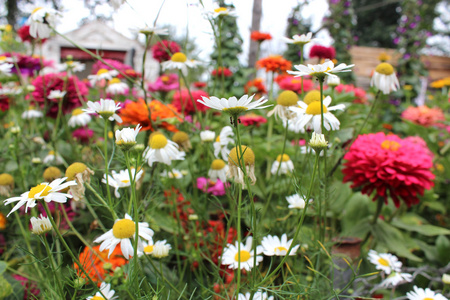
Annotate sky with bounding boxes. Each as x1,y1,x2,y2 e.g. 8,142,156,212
18,0,331,63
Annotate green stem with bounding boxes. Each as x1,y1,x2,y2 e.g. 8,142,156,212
85,182,117,219
103,119,113,208
41,235,65,297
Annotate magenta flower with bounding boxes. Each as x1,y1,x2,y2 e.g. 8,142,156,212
197,177,228,196
148,73,179,92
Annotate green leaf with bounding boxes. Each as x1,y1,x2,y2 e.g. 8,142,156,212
391,219,450,236
436,235,450,265
0,262,6,275
0,275,12,299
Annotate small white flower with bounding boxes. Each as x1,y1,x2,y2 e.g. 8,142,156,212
21,107,43,119
200,130,216,142
0,63,13,76
379,272,413,288
138,27,169,36
371,62,400,95
261,234,299,256
288,59,354,79
161,52,195,76
28,7,60,39
271,154,294,175
198,94,271,116
221,236,263,271
47,90,66,99
83,99,122,123
68,108,91,127
367,249,402,275
237,291,274,300
3,177,76,217
43,151,65,165
94,213,154,259
406,286,448,300
57,60,85,73
208,159,229,182
102,168,144,198
286,194,310,209
115,124,141,148
86,282,118,300
152,240,172,258
88,68,119,86
326,75,341,87
443,274,450,284
283,32,315,45
106,78,128,95
30,214,52,235
138,238,154,256
289,96,345,134
160,169,184,179
214,126,234,160
209,7,238,18
309,132,329,154
143,134,185,167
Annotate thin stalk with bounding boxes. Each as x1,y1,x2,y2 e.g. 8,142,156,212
41,235,65,297
85,182,117,219
103,119,113,207
361,197,384,246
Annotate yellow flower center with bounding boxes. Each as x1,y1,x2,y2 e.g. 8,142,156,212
214,7,227,13
423,298,434,300
305,101,327,115
48,150,55,155
375,63,394,76
222,106,249,115
215,136,220,142
303,90,322,105
65,162,88,181
377,257,390,267
291,79,301,84
381,140,401,151
211,159,226,170
0,173,14,185
112,219,136,239
29,184,52,199
109,78,121,85
0,56,6,62
378,52,391,62
171,52,187,63
161,75,169,83
91,296,105,300
277,90,298,106
150,134,168,149
172,131,189,144
121,179,130,184
276,154,290,162
72,108,84,116
97,68,109,75
234,250,251,262
404,85,413,91
144,245,154,253
275,246,288,253
228,145,255,166
32,7,43,14
43,167,61,182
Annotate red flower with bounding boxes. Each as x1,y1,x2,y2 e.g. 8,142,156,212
31,73,88,118
172,88,210,115
256,55,292,73
193,81,207,89
239,112,267,127
72,127,94,144
17,25,47,43
211,67,233,77
309,45,336,60
91,58,132,75
244,78,267,96
152,40,181,63
276,75,315,94
250,31,272,42
342,132,435,207
335,84,368,104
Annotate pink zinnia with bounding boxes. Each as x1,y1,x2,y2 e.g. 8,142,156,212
401,105,445,127
152,40,181,63
309,45,336,60
240,113,267,127
148,73,179,92
172,89,210,115
197,177,228,196
335,84,367,104
31,73,88,118
342,132,435,207
277,75,314,94
72,127,94,144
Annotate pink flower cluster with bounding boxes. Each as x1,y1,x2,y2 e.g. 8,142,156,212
152,40,181,63
197,178,228,196
335,84,368,104
342,132,435,207
401,105,445,127
276,75,315,94
3,52,52,76
172,89,210,115
148,73,179,92
91,58,133,75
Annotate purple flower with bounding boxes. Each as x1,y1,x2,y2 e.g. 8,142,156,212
415,15,421,22
414,41,421,47
393,37,400,45
403,53,411,59
343,9,349,15
410,22,417,29
344,1,351,7
390,99,401,106
426,31,432,37
292,19,299,25
331,0,341,4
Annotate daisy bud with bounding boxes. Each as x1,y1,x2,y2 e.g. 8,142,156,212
309,132,328,153
10,126,21,134
152,240,172,258
31,157,42,164
115,124,141,151
43,166,62,182
30,214,52,235
0,173,14,197
200,130,215,142
443,274,450,284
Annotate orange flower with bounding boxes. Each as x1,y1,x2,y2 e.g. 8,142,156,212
0,212,6,230
401,105,445,127
74,245,127,285
244,78,267,96
430,77,450,89
119,99,182,132
250,31,272,42
256,55,292,73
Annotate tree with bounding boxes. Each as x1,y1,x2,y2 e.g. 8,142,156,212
248,0,263,68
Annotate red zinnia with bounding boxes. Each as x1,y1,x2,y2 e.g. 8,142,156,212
239,112,267,127
342,132,435,207
172,88,210,115
211,67,233,77
256,55,292,73
17,25,47,43
309,45,336,60
250,31,272,42
31,73,88,118
276,75,315,94
152,40,181,63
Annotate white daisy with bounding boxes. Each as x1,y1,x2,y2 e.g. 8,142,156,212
83,98,122,123
221,236,263,271
271,154,294,175
28,7,60,39
102,168,144,198
94,213,154,259
0,56,14,64
326,74,341,87
227,145,257,186
21,107,43,119
3,177,76,217
152,240,172,258
288,59,354,79
160,169,185,179
138,238,155,256
30,214,52,235
267,90,299,121
115,124,142,149
289,96,345,134
106,78,128,95
68,108,92,127
367,250,402,275
214,126,234,160
143,134,185,167
138,26,169,36
370,62,400,95
200,130,215,142
86,282,118,300
237,291,274,300
47,90,66,99
379,272,413,288
198,94,271,116
0,63,13,76
261,234,300,256
283,32,315,45
208,159,229,182
286,194,310,209
406,286,448,300
57,60,85,74
161,52,195,76
43,151,65,165
210,7,238,18
88,68,119,86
